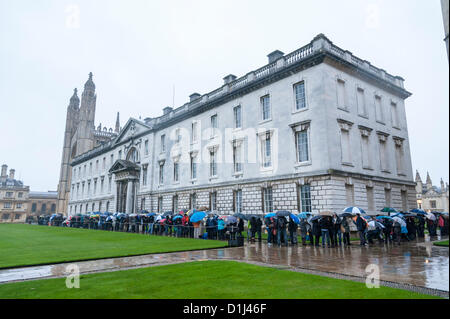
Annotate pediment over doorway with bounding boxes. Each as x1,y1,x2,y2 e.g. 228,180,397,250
109,159,140,174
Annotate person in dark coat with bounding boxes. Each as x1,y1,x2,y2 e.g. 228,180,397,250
331,213,342,247
254,217,262,242
416,215,425,238
299,218,309,246
319,216,332,247
265,217,273,244
288,218,298,245
237,218,244,238
355,213,367,246
277,216,288,247
393,219,402,245
381,218,393,244
311,218,321,247
341,216,351,246
406,217,416,240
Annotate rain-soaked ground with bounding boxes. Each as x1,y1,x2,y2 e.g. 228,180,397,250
0,236,448,294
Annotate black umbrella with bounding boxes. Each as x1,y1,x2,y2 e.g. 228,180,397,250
310,215,322,222
340,212,353,218
276,210,291,217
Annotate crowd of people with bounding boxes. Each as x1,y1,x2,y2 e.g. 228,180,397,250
33,209,449,248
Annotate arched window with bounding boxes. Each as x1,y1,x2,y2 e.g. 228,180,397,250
126,147,139,163
51,204,56,212
31,203,37,212
41,204,47,213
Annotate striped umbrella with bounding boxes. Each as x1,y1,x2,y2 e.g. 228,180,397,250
342,207,367,215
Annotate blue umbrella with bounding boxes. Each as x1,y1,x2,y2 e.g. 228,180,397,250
391,212,404,218
190,211,207,223
265,213,276,218
410,208,426,214
298,212,310,219
173,215,183,220
376,216,393,220
289,213,300,224
342,207,367,215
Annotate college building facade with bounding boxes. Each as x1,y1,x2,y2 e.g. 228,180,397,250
65,34,416,216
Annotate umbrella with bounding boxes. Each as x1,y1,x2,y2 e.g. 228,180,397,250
342,207,366,215
225,216,237,224
310,215,322,222
319,211,333,216
392,216,406,227
264,213,276,218
146,212,156,217
391,213,404,218
276,210,291,217
426,212,436,221
172,215,183,220
156,215,162,221
159,218,166,224
190,211,207,223
381,207,398,214
218,215,229,220
410,208,426,214
340,212,353,218
233,213,246,219
376,216,393,220
289,213,300,224
402,213,417,218
368,220,385,229
298,212,311,219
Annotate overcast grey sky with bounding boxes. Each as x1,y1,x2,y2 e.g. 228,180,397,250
0,0,448,191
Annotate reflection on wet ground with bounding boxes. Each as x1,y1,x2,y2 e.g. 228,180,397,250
0,238,448,292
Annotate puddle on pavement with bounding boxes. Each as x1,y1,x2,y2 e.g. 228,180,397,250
0,239,448,291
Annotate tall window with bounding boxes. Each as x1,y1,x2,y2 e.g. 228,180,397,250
378,134,389,172
294,81,306,110
96,160,99,173
338,121,352,165
336,79,346,109
89,162,92,175
394,138,404,175
210,114,218,138
298,184,312,213
100,178,104,194
391,102,399,128
110,154,114,166
296,130,309,163
144,140,149,155
375,95,384,123
161,134,166,152
210,149,217,177
234,190,242,213
142,165,148,186
233,141,242,173
356,87,367,117
262,187,273,213
210,192,217,211
175,128,181,144
191,122,198,143
141,198,145,211
190,153,197,180
173,162,179,182
190,193,197,210
233,105,242,128
261,95,271,121
118,150,122,159
93,180,97,195
172,195,178,213
360,128,372,169
102,157,106,170
158,197,163,213
31,203,37,212
261,132,271,167
108,176,112,192
159,162,164,185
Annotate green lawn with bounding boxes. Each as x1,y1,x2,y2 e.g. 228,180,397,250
0,224,227,269
0,260,439,299
433,240,449,247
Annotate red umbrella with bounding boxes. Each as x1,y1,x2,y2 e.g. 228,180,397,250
159,219,166,224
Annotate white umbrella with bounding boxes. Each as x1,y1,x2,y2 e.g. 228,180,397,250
392,216,406,227
426,212,436,221
368,220,385,229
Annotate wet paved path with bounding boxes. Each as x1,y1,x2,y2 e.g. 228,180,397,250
0,238,448,296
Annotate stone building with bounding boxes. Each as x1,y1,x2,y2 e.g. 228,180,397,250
66,34,416,216
0,164,29,223
415,171,449,212
56,73,121,215
26,191,58,216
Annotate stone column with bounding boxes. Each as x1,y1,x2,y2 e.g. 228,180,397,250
126,180,133,214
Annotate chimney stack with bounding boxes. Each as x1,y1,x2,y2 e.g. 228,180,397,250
9,169,15,179
189,93,201,102
1,164,7,177
163,106,173,115
223,74,237,85
267,50,284,64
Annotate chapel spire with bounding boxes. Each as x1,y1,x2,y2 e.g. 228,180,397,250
115,112,121,133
